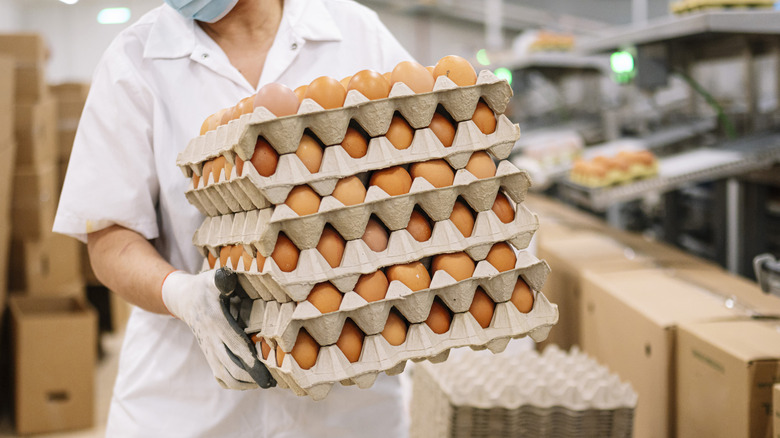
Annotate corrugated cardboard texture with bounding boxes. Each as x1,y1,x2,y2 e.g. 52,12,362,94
580,269,739,438
10,295,97,435
8,233,84,295
677,320,780,438
11,162,57,240
14,94,57,166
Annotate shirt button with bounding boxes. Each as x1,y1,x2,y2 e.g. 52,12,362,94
202,53,209,59
291,43,298,50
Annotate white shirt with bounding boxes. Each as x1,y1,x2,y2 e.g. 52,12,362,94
54,1,413,436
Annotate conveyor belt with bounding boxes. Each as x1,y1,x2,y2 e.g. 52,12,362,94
557,132,780,210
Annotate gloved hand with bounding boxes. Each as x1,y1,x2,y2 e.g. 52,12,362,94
161,268,275,390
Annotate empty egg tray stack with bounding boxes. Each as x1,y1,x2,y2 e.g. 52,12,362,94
177,70,559,400
410,345,637,438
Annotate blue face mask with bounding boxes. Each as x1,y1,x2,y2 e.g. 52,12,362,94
164,0,239,23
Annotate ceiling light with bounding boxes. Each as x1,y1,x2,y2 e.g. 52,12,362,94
59,0,79,4
97,7,131,24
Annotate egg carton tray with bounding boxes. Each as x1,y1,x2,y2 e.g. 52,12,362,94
255,290,557,401
193,160,531,257
217,202,538,303
246,251,549,350
176,70,513,175
569,162,658,188
184,116,519,217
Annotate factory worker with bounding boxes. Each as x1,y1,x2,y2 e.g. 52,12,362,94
53,0,413,436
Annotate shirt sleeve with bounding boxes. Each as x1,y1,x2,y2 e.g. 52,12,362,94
53,37,160,243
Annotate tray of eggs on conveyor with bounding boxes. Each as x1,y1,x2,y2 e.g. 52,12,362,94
176,55,559,400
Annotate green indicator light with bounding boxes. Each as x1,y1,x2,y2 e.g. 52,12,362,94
476,49,491,66
611,51,634,74
494,68,512,86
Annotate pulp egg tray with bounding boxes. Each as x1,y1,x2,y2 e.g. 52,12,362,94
247,251,549,351
199,201,538,303
248,289,557,401
184,116,519,217
176,70,513,174
411,346,636,438
192,160,531,256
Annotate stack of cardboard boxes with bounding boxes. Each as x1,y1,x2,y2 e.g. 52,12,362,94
0,33,97,436
527,193,780,438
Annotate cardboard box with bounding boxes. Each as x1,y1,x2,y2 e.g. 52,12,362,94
51,82,89,161
0,55,14,138
11,162,57,240
580,269,739,438
14,95,57,166
537,231,654,350
774,383,780,438
0,34,48,101
677,320,780,438
79,244,101,287
8,233,84,295
9,294,96,435
674,268,780,317
57,129,77,162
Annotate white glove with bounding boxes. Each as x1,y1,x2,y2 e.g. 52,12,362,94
161,269,263,390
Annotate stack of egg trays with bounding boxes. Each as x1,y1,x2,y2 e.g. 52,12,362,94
178,70,559,400
410,346,636,438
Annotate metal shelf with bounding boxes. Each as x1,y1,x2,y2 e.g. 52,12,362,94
498,52,610,74
558,131,780,211
579,10,780,53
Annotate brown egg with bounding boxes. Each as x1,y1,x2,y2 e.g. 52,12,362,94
307,282,343,313
212,156,227,182
406,209,432,242
207,108,228,133
295,134,323,174
386,261,431,291
236,95,255,117
391,60,434,93
410,159,454,188
254,82,299,117
332,176,366,206
271,234,299,272
294,85,307,103
291,329,320,370
229,244,243,269
337,319,364,363
486,242,517,272
219,246,231,268
235,156,245,177
316,226,345,268
242,247,259,271
426,66,434,74
382,71,392,82
425,300,452,334
223,158,234,180
429,112,456,147
433,55,478,86
492,193,515,223
342,126,368,158
382,309,408,346
276,345,285,365
192,173,200,188
207,252,216,269
449,200,475,237
511,278,534,313
432,252,475,281
304,76,346,109
385,115,414,150
347,69,391,100
369,166,412,196
465,151,496,179
250,137,279,177
469,287,495,328
199,112,216,135
472,101,497,134
285,185,321,216
354,270,389,303
202,160,214,185
260,338,271,360
339,76,352,89
220,106,236,125
362,217,389,252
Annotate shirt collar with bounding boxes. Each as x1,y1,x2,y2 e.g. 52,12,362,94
143,0,341,60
